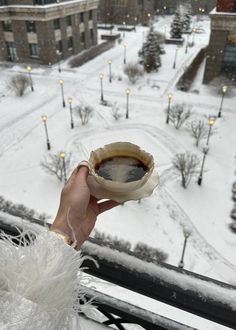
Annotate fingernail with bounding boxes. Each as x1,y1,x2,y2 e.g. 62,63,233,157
77,160,89,171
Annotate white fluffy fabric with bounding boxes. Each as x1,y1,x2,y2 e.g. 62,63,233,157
0,229,92,330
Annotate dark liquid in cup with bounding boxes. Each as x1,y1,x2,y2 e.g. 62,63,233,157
95,156,148,183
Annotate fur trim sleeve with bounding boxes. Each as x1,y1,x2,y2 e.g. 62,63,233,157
0,230,86,329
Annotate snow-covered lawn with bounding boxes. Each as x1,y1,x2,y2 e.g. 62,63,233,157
0,16,236,325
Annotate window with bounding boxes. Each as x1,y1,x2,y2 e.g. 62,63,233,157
53,19,60,30
90,29,94,41
80,32,85,43
67,37,73,50
56,40,63,53
223,44,236,71
29,43,39,57
89,10,93,20
80,13,84,23
26,21,36,33
66,16,72,26
2,20,12,32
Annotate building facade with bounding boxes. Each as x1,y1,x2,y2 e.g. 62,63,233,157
203,0,236,83
0,0,99,65
98,0,155,26
154,0,216,15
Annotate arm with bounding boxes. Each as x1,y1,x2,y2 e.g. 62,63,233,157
0,163,119,329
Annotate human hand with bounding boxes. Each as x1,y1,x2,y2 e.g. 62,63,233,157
50,162,120,249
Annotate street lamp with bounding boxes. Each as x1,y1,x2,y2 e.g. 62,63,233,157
108,60,112,83
59,79,66,108
197,145,209,186
68,97,74,129
27,66,34,92
178,230,191,269
185,34,190,54
60,151,67,183
206,116,216,146
173,47,179,69
56,50,61,73
41,115,51,150
191,28,196,46
166,93,173,124
123,43,127,64
125,88,130,119
218,85,228,118
123,21,126,37
99,73,104,102
134,16,137,31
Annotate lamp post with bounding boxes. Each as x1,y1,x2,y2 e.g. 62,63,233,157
206,116,216,146
123,43,127,64
197,146,209,186
178,230,191,269
218,85,228,118
166,93,173,124
56,50,61,73
59,79,66,108
99,73,104,102
147,12,151,25
68,97,74,129
134,16,137,31
60,152,67,184
41,115,51,150
185,34,189,54
173,47,178,69
123,21,126,37
27,66,34,92
191,28,196,46
125,88,130,119
108,60,112,83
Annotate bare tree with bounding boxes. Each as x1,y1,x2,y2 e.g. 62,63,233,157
124,63,144,84
41,153,72,182
76,105,93,125
111,102,122,120
169,103,192,129
172,152,199,188
7,74,30,97
188,119,209,147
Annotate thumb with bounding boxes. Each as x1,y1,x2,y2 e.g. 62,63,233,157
76,163,89,185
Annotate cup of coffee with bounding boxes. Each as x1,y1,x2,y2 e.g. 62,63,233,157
88,142,154,194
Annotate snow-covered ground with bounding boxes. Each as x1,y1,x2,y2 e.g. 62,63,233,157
0,15,236,329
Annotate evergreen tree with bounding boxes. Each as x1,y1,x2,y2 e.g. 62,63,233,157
170,12,182,39
138,26,161,73
181,13,191,32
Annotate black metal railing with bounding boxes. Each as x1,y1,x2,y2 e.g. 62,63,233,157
1,213,236,330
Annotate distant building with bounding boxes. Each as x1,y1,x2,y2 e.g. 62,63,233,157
154,0,216,15
98,0,155,26
0,0,99,65
203,0,236,83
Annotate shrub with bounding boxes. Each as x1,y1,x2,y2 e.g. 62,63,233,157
0,195,49,221
133,242,168,263
41,152,72,182
8,74,30,97
76,105,94,125
168,103,192,129
124,63,144,84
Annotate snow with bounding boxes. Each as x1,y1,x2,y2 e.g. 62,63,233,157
0,14,236,329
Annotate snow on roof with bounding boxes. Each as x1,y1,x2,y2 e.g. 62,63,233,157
0,0,97,10
210,8,236,16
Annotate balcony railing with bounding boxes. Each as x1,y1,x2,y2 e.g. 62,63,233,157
0,213,236,330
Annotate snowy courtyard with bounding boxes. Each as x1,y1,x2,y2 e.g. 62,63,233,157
0,15,236,328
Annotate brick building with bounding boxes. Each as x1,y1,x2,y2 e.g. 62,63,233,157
98,0,155,26
203,0,236,83
0,0,99,65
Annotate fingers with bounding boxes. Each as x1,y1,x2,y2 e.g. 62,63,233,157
98,200,121,214
67,161,89,185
